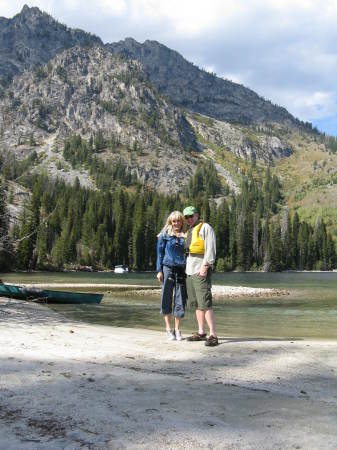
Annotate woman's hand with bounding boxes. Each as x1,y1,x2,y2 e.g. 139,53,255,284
157,271,163,283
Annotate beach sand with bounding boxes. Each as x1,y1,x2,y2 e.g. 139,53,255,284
0,297,336,449
21,283,290,299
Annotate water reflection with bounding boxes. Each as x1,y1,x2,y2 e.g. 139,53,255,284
49,292,337,340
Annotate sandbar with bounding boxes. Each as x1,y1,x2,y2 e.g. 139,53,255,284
22,283,290,298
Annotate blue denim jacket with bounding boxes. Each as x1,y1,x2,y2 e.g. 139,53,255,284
156,233,186,272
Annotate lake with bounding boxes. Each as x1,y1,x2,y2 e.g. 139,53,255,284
1,271,337,339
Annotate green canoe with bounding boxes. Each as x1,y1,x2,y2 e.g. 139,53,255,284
0,282,103,304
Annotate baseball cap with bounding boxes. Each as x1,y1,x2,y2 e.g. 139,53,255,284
183,206,198,216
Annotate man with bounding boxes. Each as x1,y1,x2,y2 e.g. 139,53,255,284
183,205,218,346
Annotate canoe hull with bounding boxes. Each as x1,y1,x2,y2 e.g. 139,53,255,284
44,290,103,304
0,284,103,304
0,283,27,299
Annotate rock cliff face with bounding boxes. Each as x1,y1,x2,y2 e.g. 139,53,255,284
0,45,196,192
107,38,303,128
187,115,293,163
0,5,101,83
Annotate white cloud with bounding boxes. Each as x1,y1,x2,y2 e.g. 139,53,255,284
266,89,337,122
61,0,126,15
96,0,126,15
127,0,246,37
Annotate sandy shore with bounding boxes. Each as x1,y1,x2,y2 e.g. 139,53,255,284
1,298,337,449
22,283,290,299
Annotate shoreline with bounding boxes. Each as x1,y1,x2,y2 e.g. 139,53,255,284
1,299,337,449
19,283,290,299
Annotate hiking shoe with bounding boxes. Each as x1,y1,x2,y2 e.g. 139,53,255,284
166,330,176,341
175,330,183,341
186,332,207,341
205,335,219,347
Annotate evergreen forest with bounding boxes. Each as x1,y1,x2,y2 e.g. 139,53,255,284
0,146,335,272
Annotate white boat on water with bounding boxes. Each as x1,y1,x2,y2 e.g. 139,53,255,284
114,265,129,274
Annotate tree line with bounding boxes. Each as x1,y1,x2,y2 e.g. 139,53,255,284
0,160,335,272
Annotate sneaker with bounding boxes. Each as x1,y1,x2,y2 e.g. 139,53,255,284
166,330,176,341
186,332,207,341
205,335,219,347
175,330,183,341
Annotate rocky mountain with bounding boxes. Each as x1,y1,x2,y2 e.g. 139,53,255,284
0,6,310,131
187,114,292,163
0,45,196,192
0,5,330,206
0,5,101,84
107,38,306,128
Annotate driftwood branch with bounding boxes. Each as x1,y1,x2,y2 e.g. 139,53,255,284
15,202,59,244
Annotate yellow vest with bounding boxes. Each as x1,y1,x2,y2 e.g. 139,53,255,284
187,222,204,255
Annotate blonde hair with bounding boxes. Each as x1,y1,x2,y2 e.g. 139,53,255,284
162,211,185,236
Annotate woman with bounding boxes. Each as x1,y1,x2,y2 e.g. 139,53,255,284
156,211,187,341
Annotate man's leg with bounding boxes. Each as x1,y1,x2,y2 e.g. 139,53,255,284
196,272,218,345
203,279,218,345
205,308,216,337
186,276,207,341
196,309,206,334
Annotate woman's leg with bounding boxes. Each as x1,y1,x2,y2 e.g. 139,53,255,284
164,314,172,331
161,266,174,331
173,268,186,333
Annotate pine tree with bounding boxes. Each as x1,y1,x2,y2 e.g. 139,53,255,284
228,197,237,270
112,190,127,265
36,222,49,269
292,212,300,268
270,220,282,271
132,197,146,269
261,216,271,272
298,222,309,270
201,194,210,223
16,186,41,269
0,180,13,270
252,212,261,268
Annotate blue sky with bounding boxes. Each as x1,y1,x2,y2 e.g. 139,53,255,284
2,0,337,136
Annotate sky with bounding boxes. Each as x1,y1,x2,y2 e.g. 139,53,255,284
1,0,337,136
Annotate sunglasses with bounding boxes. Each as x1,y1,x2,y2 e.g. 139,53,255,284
184,215,194,219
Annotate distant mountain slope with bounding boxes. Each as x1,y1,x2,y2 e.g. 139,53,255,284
0,5,101,83
0,45,196,192
106,38,307,128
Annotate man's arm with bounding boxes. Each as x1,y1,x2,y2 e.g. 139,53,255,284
199,223,216,276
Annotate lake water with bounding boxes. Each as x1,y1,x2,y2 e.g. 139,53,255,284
2,271,337,339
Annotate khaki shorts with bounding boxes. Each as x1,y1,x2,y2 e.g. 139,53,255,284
186,272,212,310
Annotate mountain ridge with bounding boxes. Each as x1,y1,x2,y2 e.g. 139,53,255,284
0,4,101,83
0,5,312,133
106,37,308,128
